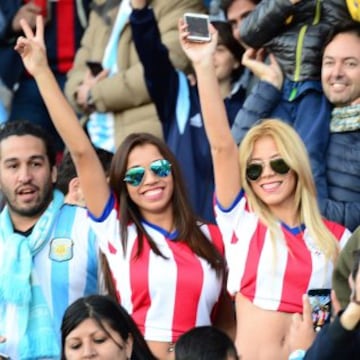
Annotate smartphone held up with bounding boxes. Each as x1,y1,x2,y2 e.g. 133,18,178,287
307,289,332,332
183,13,211,42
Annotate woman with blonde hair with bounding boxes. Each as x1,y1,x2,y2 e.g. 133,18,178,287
178,20,352,360
239,119,339,259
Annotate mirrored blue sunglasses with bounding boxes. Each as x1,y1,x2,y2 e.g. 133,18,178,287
123,159,172,187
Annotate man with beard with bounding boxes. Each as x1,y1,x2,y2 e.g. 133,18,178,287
0,121,100,360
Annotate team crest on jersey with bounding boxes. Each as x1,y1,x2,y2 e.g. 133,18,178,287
49,237,74,262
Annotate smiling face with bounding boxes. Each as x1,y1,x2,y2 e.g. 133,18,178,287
64,318,132,360
322,31,360,107
248,136,297,212
0,135,56,228
125,143,174,222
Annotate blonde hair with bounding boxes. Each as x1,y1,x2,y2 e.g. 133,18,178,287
239,119,338,261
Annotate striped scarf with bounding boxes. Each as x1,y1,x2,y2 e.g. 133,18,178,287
330,104,360,133
0,190,64,359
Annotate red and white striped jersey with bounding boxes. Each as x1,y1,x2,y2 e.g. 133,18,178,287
214,191,351,313
89,195,224,342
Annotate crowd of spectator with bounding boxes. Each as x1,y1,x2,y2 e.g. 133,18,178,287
0,0,359,359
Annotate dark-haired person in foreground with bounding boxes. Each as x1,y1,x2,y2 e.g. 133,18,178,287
61,295,157,360
175,326,239,360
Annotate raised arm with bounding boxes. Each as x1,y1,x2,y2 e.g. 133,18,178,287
179,20,241,207
15,16,110,217
130,3,179,137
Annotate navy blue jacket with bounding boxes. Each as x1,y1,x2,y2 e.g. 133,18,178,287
319,131,360,231
130,7,246,223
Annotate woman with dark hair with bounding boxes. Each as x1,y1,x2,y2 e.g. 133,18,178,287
16,15,234,360
130,0,246,222
61,295,156,360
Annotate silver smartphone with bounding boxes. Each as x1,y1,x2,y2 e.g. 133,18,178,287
184,13,211,42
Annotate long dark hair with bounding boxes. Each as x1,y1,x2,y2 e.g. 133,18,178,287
109,133,224,274
61,295,156,360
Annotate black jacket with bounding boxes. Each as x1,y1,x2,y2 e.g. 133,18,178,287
304,313,360,360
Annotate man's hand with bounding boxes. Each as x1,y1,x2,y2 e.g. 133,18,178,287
14,16,48,78
242,48,284,90
288,294,316,353
75,69,108,113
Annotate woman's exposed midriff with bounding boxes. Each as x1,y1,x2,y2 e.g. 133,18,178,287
235,292,293,360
